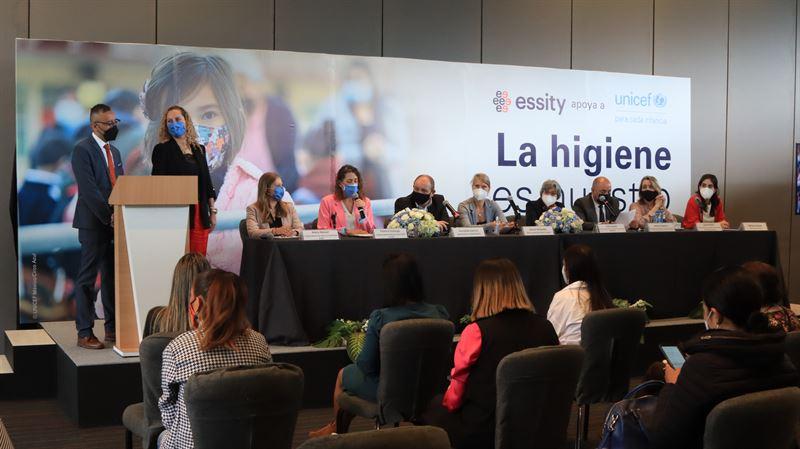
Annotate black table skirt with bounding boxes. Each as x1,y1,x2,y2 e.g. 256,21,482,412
240,231,779,345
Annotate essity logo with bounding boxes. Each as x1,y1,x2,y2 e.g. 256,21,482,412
493,90,511,112
493,90,567,115
615,92,667,108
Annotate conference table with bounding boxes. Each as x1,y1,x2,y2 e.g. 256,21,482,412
240,230,779,346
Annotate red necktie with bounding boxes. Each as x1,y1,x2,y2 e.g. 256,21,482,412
104,144,116,187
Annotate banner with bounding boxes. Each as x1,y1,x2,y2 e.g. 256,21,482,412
15,39,690,323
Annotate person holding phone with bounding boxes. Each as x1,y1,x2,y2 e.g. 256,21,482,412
646,266,798,449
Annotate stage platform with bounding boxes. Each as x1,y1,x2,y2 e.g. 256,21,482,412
33,317,703,427
40,321,351,427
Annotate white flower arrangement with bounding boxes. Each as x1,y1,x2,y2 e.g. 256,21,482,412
535,207,583,233
388,208,440,238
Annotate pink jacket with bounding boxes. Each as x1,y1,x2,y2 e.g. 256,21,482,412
317,194,375,232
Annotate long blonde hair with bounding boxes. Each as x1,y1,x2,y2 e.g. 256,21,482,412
256,172,288,223
470,258,534,320
158,105,200,146
152,253,211,334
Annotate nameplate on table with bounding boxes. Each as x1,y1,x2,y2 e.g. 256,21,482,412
374,228,408,239
695,223,723,232
739,222,768,231
521,226,555,236
451,227,485,238
645,223,676,233
301,229,340,241
596,224,626,233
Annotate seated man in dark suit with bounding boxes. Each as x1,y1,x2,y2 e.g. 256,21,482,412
394,174,452,230
573,176,620,231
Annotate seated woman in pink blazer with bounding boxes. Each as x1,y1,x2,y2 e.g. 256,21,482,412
317,164,376,235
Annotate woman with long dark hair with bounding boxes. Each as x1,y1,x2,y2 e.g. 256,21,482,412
309,253,449,437
547,244,613,345
682,173,730,229
158,269,271,449
316,164,376,235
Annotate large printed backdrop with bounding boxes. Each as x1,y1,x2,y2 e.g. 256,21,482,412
15,39,690,323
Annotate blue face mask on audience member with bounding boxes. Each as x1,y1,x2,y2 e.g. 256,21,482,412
272,185,285,201
167,121,186,138
343,184,359,198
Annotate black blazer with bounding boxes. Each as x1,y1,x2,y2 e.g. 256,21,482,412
71,136,124,229
151,139,217,229
394,193,451,222
573,194,620,230
524,198,565,226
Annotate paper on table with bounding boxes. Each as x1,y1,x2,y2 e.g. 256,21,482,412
614,211,636,229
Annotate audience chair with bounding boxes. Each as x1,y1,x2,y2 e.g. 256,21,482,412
496,345,584,449
336,319,454,432
784,331,800,370
575,308,646,448
185,363,304,449
298,426,451,449
704,387,800,449
239,219,248,243
122,332,179,449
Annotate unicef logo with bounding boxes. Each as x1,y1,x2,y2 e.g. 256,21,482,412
493,90,510,112
654,93,667,108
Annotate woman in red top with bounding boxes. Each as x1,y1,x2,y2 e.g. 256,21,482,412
682,174,729,229
425,258,558,449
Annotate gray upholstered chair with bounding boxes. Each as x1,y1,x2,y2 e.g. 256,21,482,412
575,308,646,448
784,330,800,369
239,219,248,243
336,318,455,432
704,387,800,449
185,363,304,449
495,345,585,449
297,426,451,449
122,332,179,449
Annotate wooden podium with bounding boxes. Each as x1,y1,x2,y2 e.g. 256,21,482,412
108,176,197,357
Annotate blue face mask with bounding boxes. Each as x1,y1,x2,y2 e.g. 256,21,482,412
272,185,285,201
167,121,186,138
343,184,359,198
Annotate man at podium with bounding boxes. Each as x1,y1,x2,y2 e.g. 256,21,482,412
72,104,124,350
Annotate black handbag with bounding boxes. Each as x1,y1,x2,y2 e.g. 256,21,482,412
597,380,665,449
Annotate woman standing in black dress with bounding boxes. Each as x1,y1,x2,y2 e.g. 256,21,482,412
151,105,217,255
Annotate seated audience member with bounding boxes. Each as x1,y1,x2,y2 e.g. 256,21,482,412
143,252,210,338
572,176,620,230
457,173,514,233
681,173,730,229
395,174,451,230
525,179,565,226
425,258,558,449
547,245,613,345
309,253,449,438
158,269,271,449
628,175,676,230
743,261,800,332
316,164,376,235
246,172,303,238
647,266,798,449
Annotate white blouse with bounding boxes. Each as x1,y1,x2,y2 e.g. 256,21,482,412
547,281,591,345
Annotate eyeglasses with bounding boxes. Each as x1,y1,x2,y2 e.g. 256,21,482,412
93,119,121,127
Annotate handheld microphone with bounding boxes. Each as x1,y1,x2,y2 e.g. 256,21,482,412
332,212,337,228
443,199,460,219
355,194,366,221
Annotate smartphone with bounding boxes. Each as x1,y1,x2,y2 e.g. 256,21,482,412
659,345,686,369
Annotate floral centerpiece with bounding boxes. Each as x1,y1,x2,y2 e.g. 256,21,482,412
313,318,369,362
387,208,441,238
535,207,583,233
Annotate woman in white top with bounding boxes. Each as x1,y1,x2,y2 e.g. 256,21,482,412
547,244,614,345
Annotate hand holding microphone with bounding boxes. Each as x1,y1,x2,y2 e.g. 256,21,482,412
354,194,367,221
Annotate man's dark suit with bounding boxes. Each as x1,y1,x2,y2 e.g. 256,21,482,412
573,193,620,231
72,135,123,338
394,193,451,222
